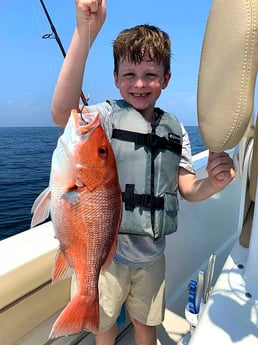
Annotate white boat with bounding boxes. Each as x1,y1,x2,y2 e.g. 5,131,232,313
0,0,257,344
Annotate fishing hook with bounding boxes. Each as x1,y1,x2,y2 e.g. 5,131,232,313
79,110,90,125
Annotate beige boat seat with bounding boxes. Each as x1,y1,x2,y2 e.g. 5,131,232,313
240,116,258,247
197,0,258,247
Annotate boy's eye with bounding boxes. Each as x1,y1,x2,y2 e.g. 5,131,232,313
123,73,157,78
124,73,134,77
146,73,157,77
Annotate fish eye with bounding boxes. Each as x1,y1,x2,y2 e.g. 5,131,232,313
98,146,108,159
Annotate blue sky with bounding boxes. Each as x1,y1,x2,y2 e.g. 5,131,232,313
1,1,215,127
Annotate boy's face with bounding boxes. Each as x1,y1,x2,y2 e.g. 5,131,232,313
113,58,171,119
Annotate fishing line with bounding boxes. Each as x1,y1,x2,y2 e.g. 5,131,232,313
37,0,89,107
88,21,91,60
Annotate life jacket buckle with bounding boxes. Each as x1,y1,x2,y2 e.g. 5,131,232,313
141,194,151,208
124,184,135,211
144,133,158,147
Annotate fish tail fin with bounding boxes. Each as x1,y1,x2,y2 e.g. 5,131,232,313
49,294,99,339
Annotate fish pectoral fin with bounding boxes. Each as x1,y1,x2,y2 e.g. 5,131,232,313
30,187,51,228
52,249,73,283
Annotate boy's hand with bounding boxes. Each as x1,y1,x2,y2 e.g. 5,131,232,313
75,0,106,33
206,151,235,190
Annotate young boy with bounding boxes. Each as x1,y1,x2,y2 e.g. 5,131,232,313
51,1,235,344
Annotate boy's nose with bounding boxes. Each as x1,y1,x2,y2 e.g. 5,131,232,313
134,77,146,87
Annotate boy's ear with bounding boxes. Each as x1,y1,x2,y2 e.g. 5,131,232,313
113,71,119,88
162,71,171,89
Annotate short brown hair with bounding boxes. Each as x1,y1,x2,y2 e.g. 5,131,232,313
113,24,171,75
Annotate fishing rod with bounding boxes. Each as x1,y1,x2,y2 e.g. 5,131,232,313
39,0,89,106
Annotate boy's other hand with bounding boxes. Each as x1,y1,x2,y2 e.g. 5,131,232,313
206,151,236,190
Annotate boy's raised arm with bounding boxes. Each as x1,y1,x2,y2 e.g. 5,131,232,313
51,0,106,127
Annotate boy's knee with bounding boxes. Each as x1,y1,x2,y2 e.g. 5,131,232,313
130,316,157,345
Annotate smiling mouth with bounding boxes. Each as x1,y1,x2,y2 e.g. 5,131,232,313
132,92,150,97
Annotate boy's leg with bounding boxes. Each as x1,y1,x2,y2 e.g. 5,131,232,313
95,324,117,345
126,255,165,344
96,260,130,342
131,317,157,345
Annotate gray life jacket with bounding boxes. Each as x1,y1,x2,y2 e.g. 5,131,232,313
108,99,182,240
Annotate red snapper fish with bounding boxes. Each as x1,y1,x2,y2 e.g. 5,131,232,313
31,109,122,339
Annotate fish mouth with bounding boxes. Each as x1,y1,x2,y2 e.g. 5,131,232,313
71,109,100,135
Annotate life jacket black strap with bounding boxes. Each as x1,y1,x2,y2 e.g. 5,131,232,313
112,129,182,154
122,184,164,211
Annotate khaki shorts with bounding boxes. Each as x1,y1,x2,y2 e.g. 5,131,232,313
99,255,166,333
71,255,165,333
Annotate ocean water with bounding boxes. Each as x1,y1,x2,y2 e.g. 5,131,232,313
0,126,205,241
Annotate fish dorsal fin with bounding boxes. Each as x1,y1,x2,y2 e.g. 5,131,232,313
30,187,51,228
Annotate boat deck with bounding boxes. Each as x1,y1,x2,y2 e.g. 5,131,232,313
16,292,190,345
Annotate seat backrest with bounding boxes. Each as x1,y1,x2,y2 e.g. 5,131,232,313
249,116,258,202
239,116,257,247
198,0,258,152
197,0,258,248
